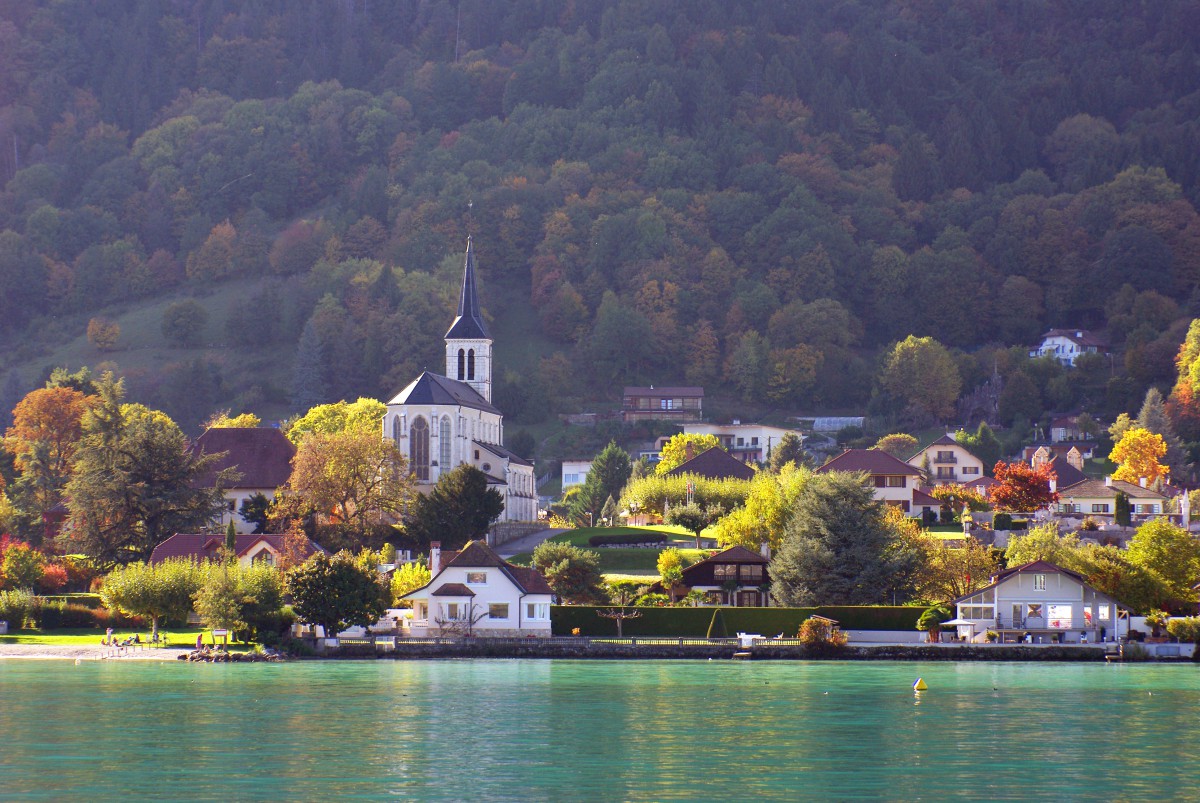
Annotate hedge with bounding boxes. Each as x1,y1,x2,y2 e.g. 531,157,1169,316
551,606,925,637
588,533,668,547
39,593,106,610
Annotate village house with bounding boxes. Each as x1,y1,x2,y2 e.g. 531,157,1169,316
681,421,802,465
403,541,553,637
620,386,704,423
907,435,985,486
952,560,1128,644
190,427,295,534
1029,329,1107,366
665,445,756,481
816,449,927,513
150,532,324,567
1055,476,1167,519
651,545,772,606
561,459,593,490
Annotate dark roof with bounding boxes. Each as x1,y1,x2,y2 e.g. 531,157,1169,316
688,545,768,568
388,371,500,415
665,447,755,481
1046,455,1087,487
149,533,324,564
477,439,534,467
445,237,490,340
441,540,553,595
505,565,554,595
190,427,295,489
1039,328,1106,348
1059,477,1166,500
431,582,476,597
623,386,704,396
912,488,940,507
816,449,922,476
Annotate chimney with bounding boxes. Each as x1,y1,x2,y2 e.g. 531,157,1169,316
732,418,741,425
760,542,771,560
685,442,695,461
430,541,441,572
1104,476,1113,487
1140,477,1147,488
1049,478,1057,494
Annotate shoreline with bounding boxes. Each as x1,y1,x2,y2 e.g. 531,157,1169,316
0,643,192,661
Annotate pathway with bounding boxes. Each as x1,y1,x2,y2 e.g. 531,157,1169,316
497,528,566,559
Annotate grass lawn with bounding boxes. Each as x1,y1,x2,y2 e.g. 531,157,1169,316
508,526,710,573
0,628,252,650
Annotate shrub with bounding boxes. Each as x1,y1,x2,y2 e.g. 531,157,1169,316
993,513,1013,530
1166,617,1200,644
798,616,848,646
587,533,668,547
551,605,924,636
36,564,70,593
0,589,35,628
707,608,728,638
35,601,102,630
1079,516,1100,532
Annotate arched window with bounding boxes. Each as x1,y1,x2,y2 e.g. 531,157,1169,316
410,417,429,481
467,349,475,380
457,348,465,380
391,415,402,443
440,416,451,469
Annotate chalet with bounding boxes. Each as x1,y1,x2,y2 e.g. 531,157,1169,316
1056,477,1166,519
682,421,802,464
403,540,553,637
665,446,756,481
815,449,925,513
190,427,296,534
149,532,324,567
621,386,703,423
1030,329,1107,367
952,560,1127,644
651,546,771,606
907,435,985,486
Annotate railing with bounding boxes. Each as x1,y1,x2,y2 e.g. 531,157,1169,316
325,635,817,651
933,455,958,464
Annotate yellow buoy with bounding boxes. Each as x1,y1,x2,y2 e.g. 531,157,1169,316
913,678,928,691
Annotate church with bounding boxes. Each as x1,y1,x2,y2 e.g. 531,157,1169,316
383,239,537,523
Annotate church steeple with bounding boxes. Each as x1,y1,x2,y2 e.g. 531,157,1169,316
445,237,493,402
445,236,489,340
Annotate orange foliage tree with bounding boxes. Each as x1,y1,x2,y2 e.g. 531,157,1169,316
4,387,94,518
990,461,1059,513
1109,427,1169,486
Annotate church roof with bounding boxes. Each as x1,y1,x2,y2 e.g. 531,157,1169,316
445,236,490,340
475,439,534,467
388,371,500,415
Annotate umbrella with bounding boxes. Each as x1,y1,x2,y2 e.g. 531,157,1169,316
940,618,978,627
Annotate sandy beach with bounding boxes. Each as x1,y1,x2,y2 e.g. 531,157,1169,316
0,643,191,661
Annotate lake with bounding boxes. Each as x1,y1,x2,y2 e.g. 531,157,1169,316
1,659,1197,800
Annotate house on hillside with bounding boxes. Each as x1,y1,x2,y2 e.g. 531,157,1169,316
1033,450,1087,488
403,540,553,637
150,532,324,567
651,545,772,606
1056,477,1166,519
816,449,926,513
907,435,985,486
665,446,756,481
190,427,295,534
1021,441,1098,462
1030,329,1107,367
561,459,593,490
682,421,802,464
952,560,1127,644
621,386,704,422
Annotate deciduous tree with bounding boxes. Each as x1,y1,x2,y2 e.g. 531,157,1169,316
4,386,93,525
287,552,388,638
1125,519,1200,610
1109,427,1169,486
990,461,1059,513
874,433,918,460
878,336,961,424
656,432,723,475
101,558,203,639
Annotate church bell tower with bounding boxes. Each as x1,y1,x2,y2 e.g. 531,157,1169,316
445,237,493,402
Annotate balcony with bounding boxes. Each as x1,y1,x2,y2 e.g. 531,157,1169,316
933,454,958,464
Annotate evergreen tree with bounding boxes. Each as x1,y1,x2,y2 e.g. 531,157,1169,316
291,318,328,414
572,441,631,527
956,422,1002,473
1138,388,1190,479
707,608,728,638
403,465,504,550
768,432,806,472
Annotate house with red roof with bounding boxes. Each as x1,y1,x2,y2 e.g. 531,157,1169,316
1030,329,1107,367
149,532,324,568
816,449,928,514
403,540,553,637
906,434,985,486
952,560,1128,644
665,445,756,481
190,427,296,534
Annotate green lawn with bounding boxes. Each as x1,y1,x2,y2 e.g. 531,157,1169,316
510,526,714,575
0,628,248,649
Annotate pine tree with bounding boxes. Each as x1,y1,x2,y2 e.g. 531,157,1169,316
291,318,328,413
572,441,632,526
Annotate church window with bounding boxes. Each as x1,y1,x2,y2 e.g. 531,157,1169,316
457,349,465,380
440,416,451,468
468,349,476,380
411,417,430,481
391,415,402,443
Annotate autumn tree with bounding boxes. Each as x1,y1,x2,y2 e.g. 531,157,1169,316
712,464,810,554
656,432,723,475
1109,427,1169,487
990,461,1059,513
916,535,1000,602
929,484,989,516
204,410,262,429
878,336,961,424
874,433,918,460
4,386,93,527
285,398,386,445
86,317,120,351
391,561,432,606
275,427,413,551
287,552,388,638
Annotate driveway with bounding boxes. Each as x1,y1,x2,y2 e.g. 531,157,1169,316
497,528,567,559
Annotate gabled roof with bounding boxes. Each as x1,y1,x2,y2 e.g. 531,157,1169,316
388,371,500,414
912,488,940,507
954,560,1126,609
1047,455,1087,488
149,533,325,564
816,449,922,476
408,540,553,598
665,447,755,481
431,582,476,597
687,545,768,568
190,427,295,489
476,439,533,467
1059,478,1166,500
445,237,490,340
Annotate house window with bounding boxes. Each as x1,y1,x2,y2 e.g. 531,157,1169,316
740,564,763,583
415,603,427,621
1097,604,1111,621
526,603,549,620
410,417,430,481
750,437,759,446
252,551,274,565
736,437,745,446
488,603,509,619
714,564,736,581
440,416,452,469
466,572,487,585
962,466,979,476
936,467,954,478
444,603,461,620
227,500,236,511
1047,604,1073,629
1091,504,1110,513
886,476,906,487
392,415,403,443
1033,574,1046,590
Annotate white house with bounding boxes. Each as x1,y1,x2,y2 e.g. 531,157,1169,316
403,540,554,637
383,239,537,523
1056,477,1167,519
907,435,985,486
682,421,802,464
190,427,295,534
1030,329,1107,366
815,449,927,513
561,459,593,490
952,560,1128,644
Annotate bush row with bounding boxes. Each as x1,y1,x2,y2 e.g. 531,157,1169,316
587,533,668,547
0,592,146,630
551,606,925,637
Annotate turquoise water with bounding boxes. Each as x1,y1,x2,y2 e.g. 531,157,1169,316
1,659,1198,801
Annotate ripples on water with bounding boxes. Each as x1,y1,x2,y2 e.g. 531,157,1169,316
1,659,1197,801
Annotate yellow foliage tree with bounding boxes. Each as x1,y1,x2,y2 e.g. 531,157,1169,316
712,464,811,553
1109,427,1169,486
655,432,722,474
86,317,120,351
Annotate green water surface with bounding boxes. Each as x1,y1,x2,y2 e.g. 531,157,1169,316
1,659,1196,801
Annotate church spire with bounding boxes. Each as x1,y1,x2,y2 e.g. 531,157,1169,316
445,236,489,340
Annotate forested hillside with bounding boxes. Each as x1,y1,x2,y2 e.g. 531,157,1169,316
1,0,1200,434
